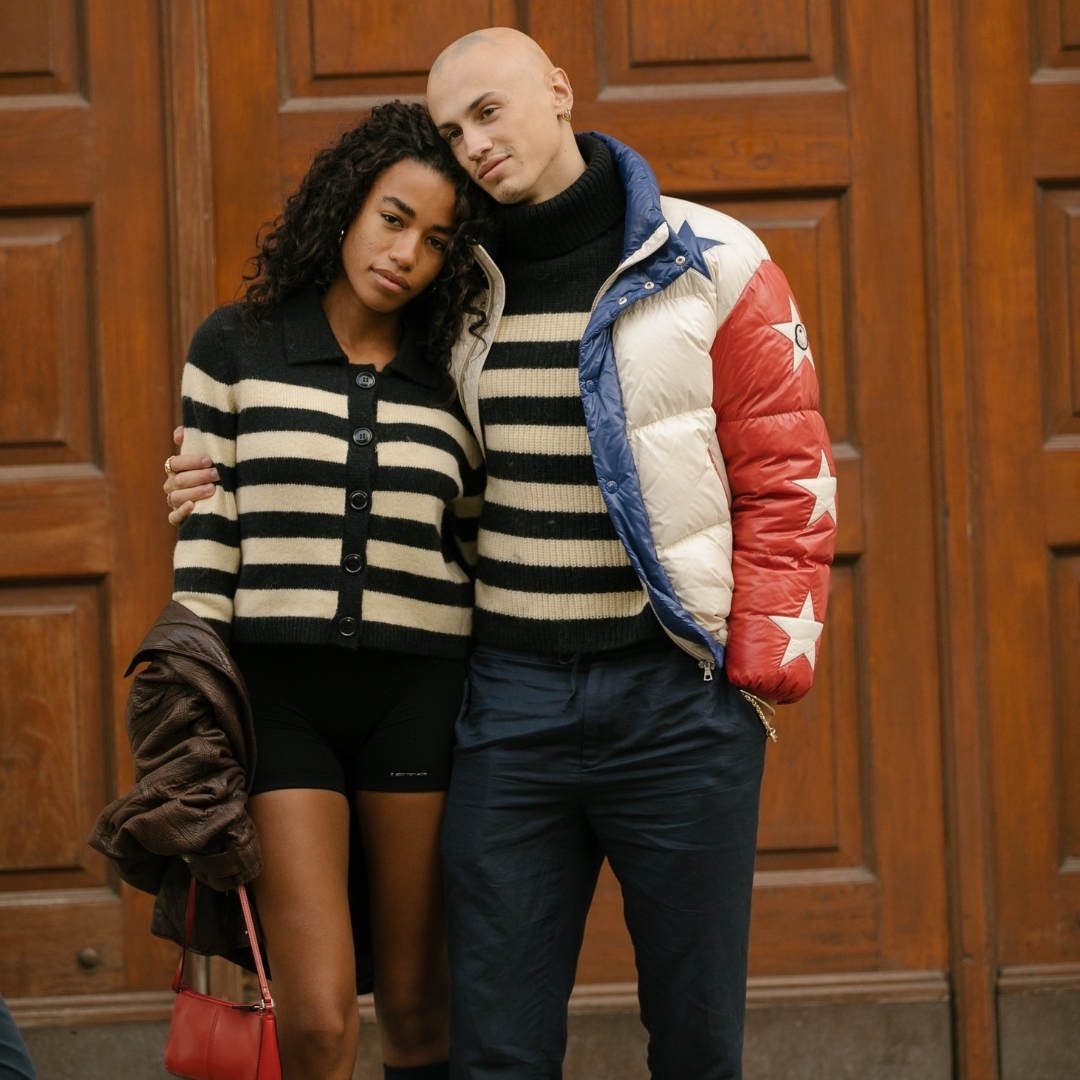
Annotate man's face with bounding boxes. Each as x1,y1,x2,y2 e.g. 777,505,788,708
427,47,567,206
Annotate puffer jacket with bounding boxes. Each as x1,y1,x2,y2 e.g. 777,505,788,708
452,133,837,704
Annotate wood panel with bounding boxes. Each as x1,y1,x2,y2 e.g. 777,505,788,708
1039,187,1080,436
1034,0,1080,68
0,214,93,466
601,0,837,88
0,0,82,96
281,0,520,101
1052,552,1080,868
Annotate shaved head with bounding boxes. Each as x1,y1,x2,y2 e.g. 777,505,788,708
430,27,553,78
427,28,586,205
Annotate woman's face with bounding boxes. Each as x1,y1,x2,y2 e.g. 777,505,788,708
340,158,457,314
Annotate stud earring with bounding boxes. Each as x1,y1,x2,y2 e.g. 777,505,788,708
338,227,345,246
562,108,572,123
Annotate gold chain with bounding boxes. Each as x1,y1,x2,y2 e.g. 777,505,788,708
740,690,778,743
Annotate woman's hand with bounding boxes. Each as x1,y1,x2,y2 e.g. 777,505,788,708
165,427,219,525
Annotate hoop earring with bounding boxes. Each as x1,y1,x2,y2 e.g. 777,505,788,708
338,227,345,246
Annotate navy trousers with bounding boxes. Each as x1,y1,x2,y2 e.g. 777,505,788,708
442,641,766,1080
0,993,37,1080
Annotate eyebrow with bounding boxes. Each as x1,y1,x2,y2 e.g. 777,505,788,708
382,195,453,236
435,91,496,133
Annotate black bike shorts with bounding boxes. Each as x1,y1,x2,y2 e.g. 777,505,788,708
231,644,466,796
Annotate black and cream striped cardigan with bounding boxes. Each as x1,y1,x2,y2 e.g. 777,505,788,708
172,290,484,660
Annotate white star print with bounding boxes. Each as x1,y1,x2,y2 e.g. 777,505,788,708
769,592,824,670
791,450,837,526
770,298,814,373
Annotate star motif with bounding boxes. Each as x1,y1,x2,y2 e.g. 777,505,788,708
769,592,824,670
791,450,837,526
771,298,814,373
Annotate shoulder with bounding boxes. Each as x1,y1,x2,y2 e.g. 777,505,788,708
186,303,279,378
661,197,771,319
660,197,769,259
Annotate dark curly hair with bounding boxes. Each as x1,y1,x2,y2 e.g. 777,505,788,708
239,101,493,379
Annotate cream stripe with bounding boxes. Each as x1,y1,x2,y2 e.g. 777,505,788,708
479,531,628,568
234,589,339,619
173,592,233,625
238,378,347,418
182,429,235,469
237,430,347,464
370,489,441,523
361,591,471,637
479,367,580,400
366,540,470,584
485,478,606,514
236,484,344,516
183,364,237,414
241,537,342,565
174,539,240,573
188,485,237,520
493,311,590,342
377,401,483,468
378,440,462,481
475,583,648,621
485,425,591,456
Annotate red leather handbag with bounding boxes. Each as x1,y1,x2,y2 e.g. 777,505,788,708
164,879,281,1080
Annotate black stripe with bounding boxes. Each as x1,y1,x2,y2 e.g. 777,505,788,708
477,558,641,594
364,567,473,607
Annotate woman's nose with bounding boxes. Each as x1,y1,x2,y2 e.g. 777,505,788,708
389,233,420,269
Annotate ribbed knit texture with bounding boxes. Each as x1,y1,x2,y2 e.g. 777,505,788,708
173,291,484,658
473,136,663,653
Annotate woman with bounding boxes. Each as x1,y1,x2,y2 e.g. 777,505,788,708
169,102,490,1080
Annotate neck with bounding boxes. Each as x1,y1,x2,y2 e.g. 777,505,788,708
521,129,587,204
320,273,400,369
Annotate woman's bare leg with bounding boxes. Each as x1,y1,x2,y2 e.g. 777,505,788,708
247,789,358,1080
357,791,450,1068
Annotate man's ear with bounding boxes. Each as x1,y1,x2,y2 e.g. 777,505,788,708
549,67,574,116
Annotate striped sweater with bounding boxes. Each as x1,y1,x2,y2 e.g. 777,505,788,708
473,136,664,653
173,291,484,659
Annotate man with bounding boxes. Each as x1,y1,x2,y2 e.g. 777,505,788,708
166,28,835,1079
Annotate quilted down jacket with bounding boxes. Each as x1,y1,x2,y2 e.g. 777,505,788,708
452,133,836,704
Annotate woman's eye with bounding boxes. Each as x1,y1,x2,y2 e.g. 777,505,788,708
428,238,447,252
446,129,461,143
481,106,497,120
382,214,401,227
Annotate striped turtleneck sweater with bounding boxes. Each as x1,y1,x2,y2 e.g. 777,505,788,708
473,136,664,654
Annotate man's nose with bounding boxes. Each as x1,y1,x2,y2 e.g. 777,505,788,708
462,125,492,162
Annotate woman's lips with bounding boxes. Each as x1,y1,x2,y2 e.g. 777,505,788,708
372,268,409,293
478,154,510,182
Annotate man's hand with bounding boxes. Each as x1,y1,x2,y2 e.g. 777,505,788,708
165,426,218,525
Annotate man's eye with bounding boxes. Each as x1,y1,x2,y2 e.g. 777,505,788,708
446,129,461,143
481,106,496,119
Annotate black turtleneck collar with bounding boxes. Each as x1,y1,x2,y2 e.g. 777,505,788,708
495,135,626,261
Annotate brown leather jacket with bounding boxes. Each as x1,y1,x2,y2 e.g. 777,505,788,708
89,602,373,987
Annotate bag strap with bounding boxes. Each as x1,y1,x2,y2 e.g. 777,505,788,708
171,877,273,1009
236,883,272,1008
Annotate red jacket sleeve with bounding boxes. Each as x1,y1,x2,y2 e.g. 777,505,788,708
712,259,837,704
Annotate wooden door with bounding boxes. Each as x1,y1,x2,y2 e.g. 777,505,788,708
0,0,179,1009
197,0,948,1015
955,0,1080,1064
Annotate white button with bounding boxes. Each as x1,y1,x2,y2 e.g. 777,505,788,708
644,281,655,289
675,255,686,265
618,297,627,305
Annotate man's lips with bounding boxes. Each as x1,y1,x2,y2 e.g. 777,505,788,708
372,268,409,293
477,154,510,182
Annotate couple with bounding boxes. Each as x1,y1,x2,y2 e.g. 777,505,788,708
163,27,836,1080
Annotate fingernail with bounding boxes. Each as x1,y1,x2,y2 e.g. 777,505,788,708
201,457,212,466
204,485,215,493
210,469,219,480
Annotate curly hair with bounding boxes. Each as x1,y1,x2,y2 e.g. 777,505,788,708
239,101,493,379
